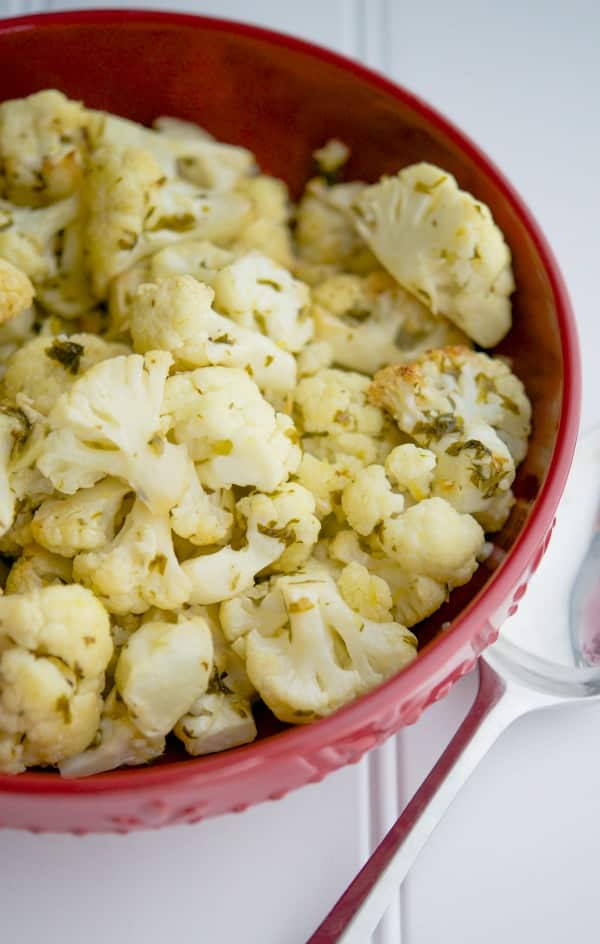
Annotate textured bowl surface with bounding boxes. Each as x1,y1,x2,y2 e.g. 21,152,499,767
0,9,580,833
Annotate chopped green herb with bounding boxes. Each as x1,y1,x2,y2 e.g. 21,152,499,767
149,554,167,575
207,670,233,695
257,278,282,292
213,440,233,456
55,695,72,724
257,521,298,546
147,213,195,233
501,394,520,415
117,230,138,250
288,597,314,613
413,412,462,443
46,340,84,375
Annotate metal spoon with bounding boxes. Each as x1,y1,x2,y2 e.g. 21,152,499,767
308,427,600,944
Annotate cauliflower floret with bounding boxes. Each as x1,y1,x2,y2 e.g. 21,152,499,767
312,270,469,374
370,346,531,527
174,606,257,756
302,425,403,469
337,561,394,622
0,306,36,376
170,460,233,547
233,175,293,267
0,259,34,324
296,339,333,378
329,529,447,628
213,251,313,353
384,443,437,503
109,239,233,336
59,687,164,778
34,218,96,319
220,578,286,645
295,368,384,438
84,146,251,296
352,163,515,346
295,367,402,465
4,332,129,416
5,544,72,594
380,496,484,585
295,452,363,519
0,406,32,536
31,478,132,557
73,498,192,615
263,482,321,573
0,403,53,549
94,110,255,191
312,139,350,182
295,178,376,274
129,274,295,400
163,366,300,492
231,573,417,723
0,195,78,282
0,90,91,205
37,351,189,514
182,488,317,605
176,690,256,756
114,610,213,738
0,502,34,558
0,585,112,772
341,464,404,536
331,463,480,619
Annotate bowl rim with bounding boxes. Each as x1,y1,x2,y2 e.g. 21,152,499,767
0,7,581,796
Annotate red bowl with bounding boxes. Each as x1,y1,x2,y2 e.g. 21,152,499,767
0,9,580,833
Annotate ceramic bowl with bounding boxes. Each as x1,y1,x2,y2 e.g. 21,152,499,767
0,9,580,833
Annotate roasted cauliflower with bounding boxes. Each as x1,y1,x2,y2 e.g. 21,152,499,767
37,351,189,514
370,346,531,529
0,585,112,773
352,163,515,347
221,572,417,723
0,95,533,776
129,274,295,400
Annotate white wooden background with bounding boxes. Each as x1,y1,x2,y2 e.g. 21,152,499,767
0,2,599,943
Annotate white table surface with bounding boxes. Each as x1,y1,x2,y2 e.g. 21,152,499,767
0,2,599,942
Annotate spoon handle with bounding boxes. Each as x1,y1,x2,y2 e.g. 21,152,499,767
306,661,529,944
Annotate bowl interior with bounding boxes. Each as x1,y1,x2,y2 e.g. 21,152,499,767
0,13,570,761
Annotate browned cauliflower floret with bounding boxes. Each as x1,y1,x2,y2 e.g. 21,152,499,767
370,346,531,529
0,90,92,206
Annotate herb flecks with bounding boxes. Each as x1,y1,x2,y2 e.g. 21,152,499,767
46,340,84,375
288,597,315,613
207,670,233,695
257,278,282,292
149,554,168,576
413,412,462,443
55,695,72,724
257,521,298,546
